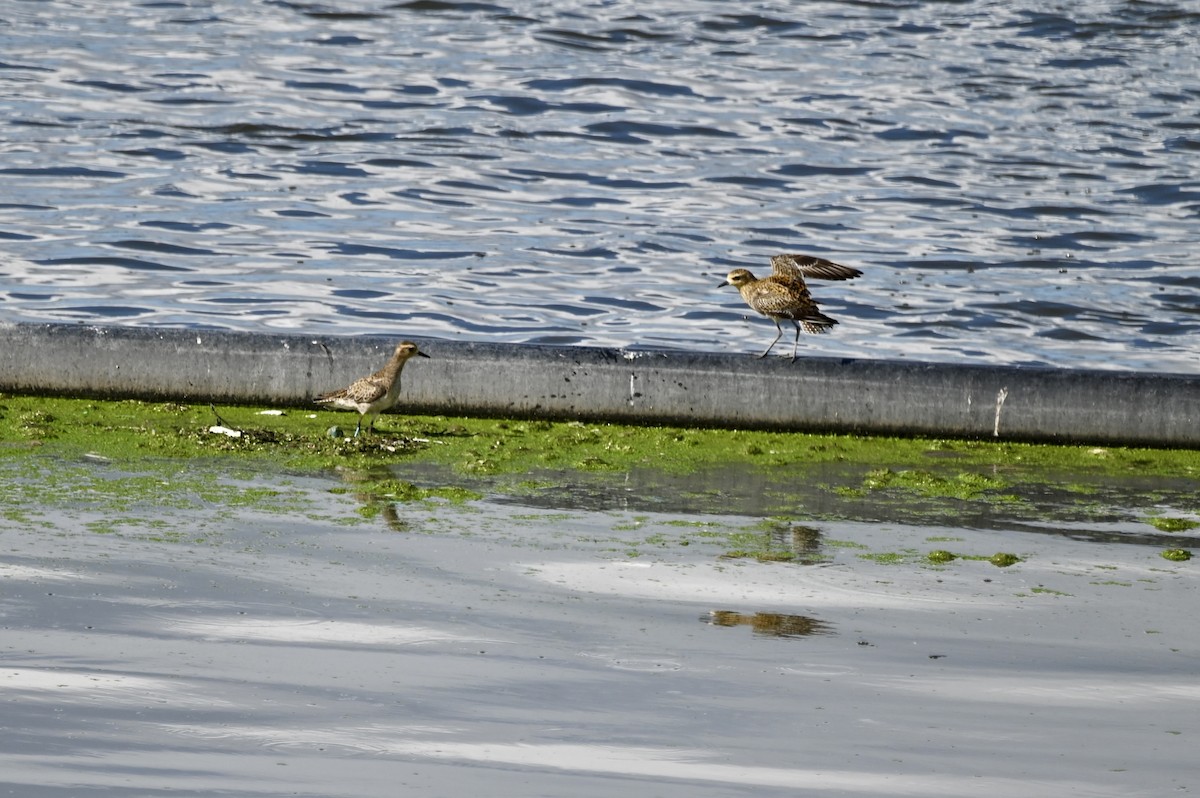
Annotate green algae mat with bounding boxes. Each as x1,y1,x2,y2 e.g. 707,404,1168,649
2,394,1198,562
4,394,1199,475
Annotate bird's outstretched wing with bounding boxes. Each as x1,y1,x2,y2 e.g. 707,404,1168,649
770,254,863,282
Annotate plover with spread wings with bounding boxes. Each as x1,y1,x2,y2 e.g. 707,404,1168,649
719,254,862,361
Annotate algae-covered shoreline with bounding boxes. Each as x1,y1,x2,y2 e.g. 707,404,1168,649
2,393,1198,556
4,393,1200,476
4,393,1199,798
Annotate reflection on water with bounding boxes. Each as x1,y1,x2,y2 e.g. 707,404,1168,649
0,2,1198,372
334,465,418,532
2,452,1198,796
767,523,827,564
704,610,834,639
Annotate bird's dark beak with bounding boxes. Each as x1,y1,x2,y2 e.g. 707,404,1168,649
716,278,730,288
416,351,431,358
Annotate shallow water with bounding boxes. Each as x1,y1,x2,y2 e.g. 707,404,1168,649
1,1,1199,372
1,455,1198,796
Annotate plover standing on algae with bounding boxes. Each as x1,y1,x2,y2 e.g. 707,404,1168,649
719,254,862,361
314,341,429,437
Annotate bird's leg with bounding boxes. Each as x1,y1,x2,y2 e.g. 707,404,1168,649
758,319,784,358
791,321,801,362
360,412,381,435
353,417,363,438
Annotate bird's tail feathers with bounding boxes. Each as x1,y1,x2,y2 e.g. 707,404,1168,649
799,312,838,334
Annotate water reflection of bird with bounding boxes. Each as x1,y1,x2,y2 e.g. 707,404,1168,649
314,341,429,437
706,610,833,638
719,254,862,361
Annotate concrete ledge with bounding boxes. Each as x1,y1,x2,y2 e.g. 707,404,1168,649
1,322,1197,447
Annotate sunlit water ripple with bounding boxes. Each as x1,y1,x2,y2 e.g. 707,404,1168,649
1,1,1198,371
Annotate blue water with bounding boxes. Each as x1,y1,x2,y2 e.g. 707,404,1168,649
1,1,1198,371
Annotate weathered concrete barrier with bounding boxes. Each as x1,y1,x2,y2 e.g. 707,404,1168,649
1,322,1196,447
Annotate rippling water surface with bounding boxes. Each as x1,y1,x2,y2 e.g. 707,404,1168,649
1,1,1198,370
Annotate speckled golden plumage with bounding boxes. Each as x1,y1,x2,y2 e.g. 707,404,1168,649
719,254,863,361
314,341,429,436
